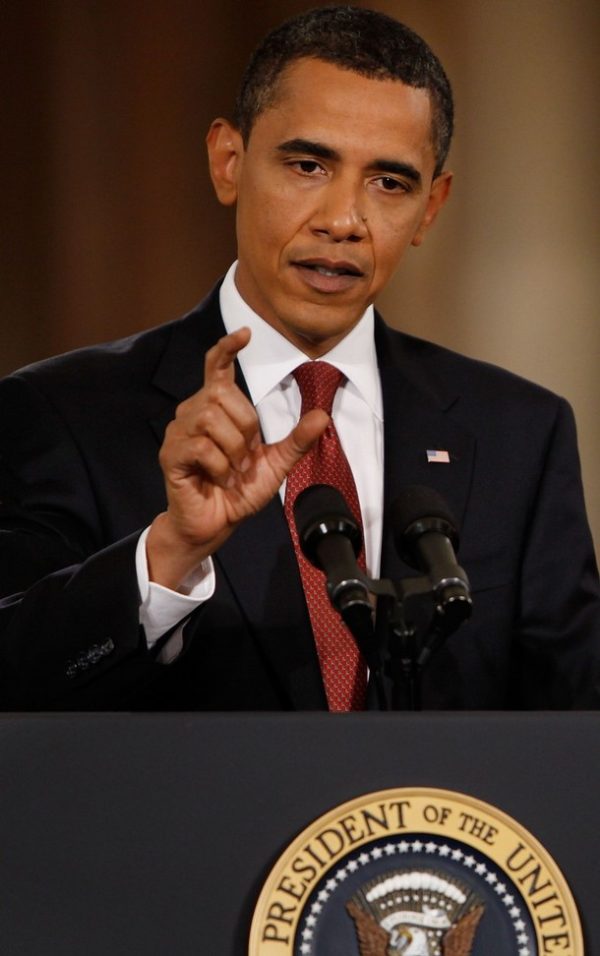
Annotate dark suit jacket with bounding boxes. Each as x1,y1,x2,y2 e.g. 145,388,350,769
1,284,599,709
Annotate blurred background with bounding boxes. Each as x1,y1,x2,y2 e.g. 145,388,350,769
3,0,599,549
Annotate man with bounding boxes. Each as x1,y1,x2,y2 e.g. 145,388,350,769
0,6,598,710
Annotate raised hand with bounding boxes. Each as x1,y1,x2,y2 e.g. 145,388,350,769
146,327,328,589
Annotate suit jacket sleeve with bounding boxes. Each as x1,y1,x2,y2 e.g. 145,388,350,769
0,296,324,713
512,398,600,707
0,374,158,708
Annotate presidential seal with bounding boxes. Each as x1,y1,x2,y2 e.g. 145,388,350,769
248,788,582,956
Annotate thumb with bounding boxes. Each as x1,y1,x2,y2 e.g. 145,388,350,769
272,408,329,475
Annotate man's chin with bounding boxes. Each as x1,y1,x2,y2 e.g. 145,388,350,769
277,311,364,357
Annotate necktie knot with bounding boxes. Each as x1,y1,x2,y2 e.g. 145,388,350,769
293,362,345,416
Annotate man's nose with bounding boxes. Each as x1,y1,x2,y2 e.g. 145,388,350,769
310,177,368,242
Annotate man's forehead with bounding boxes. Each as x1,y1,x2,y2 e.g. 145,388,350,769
272,55,427,103
252,58,436,165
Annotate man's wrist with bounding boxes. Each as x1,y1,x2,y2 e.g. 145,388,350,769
146,512,213,591
136,526,216,650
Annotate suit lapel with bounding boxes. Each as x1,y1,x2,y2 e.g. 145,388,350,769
147,286,228,444
217,500,326,708
146,286,325,708
375,318,476,583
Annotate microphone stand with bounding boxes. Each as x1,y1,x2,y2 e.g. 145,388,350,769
343,573,471,711
339,594,389,712
292,483,471,712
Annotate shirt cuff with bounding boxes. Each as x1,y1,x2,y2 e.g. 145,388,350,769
136,526,216,650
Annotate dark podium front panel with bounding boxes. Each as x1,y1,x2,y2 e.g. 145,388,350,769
0,712,597,955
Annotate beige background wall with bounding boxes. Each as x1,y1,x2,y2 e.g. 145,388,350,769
3,0,599,549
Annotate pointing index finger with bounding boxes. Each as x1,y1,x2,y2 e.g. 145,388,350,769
205,327,252,383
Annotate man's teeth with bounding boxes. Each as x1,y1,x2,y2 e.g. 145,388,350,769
311,265,351,277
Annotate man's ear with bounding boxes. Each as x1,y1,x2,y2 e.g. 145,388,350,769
206,119,244,207
411,171,453,247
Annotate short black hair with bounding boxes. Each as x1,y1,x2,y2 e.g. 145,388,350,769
234,5,454,177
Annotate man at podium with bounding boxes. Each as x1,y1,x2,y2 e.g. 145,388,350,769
1,7,599,710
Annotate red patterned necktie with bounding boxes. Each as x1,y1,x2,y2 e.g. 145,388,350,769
284,361,367,711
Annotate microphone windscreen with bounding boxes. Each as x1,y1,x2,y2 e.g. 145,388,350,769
391,486,459,567
293,484,353,541
392,485,457,532
293,484,362,564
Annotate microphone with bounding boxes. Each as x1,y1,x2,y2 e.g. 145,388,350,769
293,484,371,615
391,485,472,629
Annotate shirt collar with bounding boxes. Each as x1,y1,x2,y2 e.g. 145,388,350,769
219,262,382,419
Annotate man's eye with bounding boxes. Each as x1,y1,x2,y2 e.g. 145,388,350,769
376,176,408,192
291,160,324,175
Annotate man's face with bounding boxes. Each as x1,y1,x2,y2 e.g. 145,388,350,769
208,58,451,357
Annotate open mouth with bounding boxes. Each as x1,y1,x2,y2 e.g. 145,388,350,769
292,260,365,296
296,259,364,278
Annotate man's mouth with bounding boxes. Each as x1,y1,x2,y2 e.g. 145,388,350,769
296,259,364,277
292,259,365,293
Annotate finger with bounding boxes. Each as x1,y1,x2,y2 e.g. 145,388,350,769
183,403,255,473
204,327,251,386
270,409,330,474
162,433,236,489
201,326,259,448
209,382,261,450
293,409,330,453
177,386,261,457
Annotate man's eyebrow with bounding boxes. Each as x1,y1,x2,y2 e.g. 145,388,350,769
373,159,421,184
276,139,422,185
276,138,340,161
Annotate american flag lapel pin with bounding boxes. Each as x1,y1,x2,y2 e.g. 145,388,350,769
427,449,450,463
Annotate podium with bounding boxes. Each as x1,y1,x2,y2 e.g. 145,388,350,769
0,712,598,954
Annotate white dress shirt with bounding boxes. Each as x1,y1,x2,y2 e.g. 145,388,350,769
138,262,384,656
